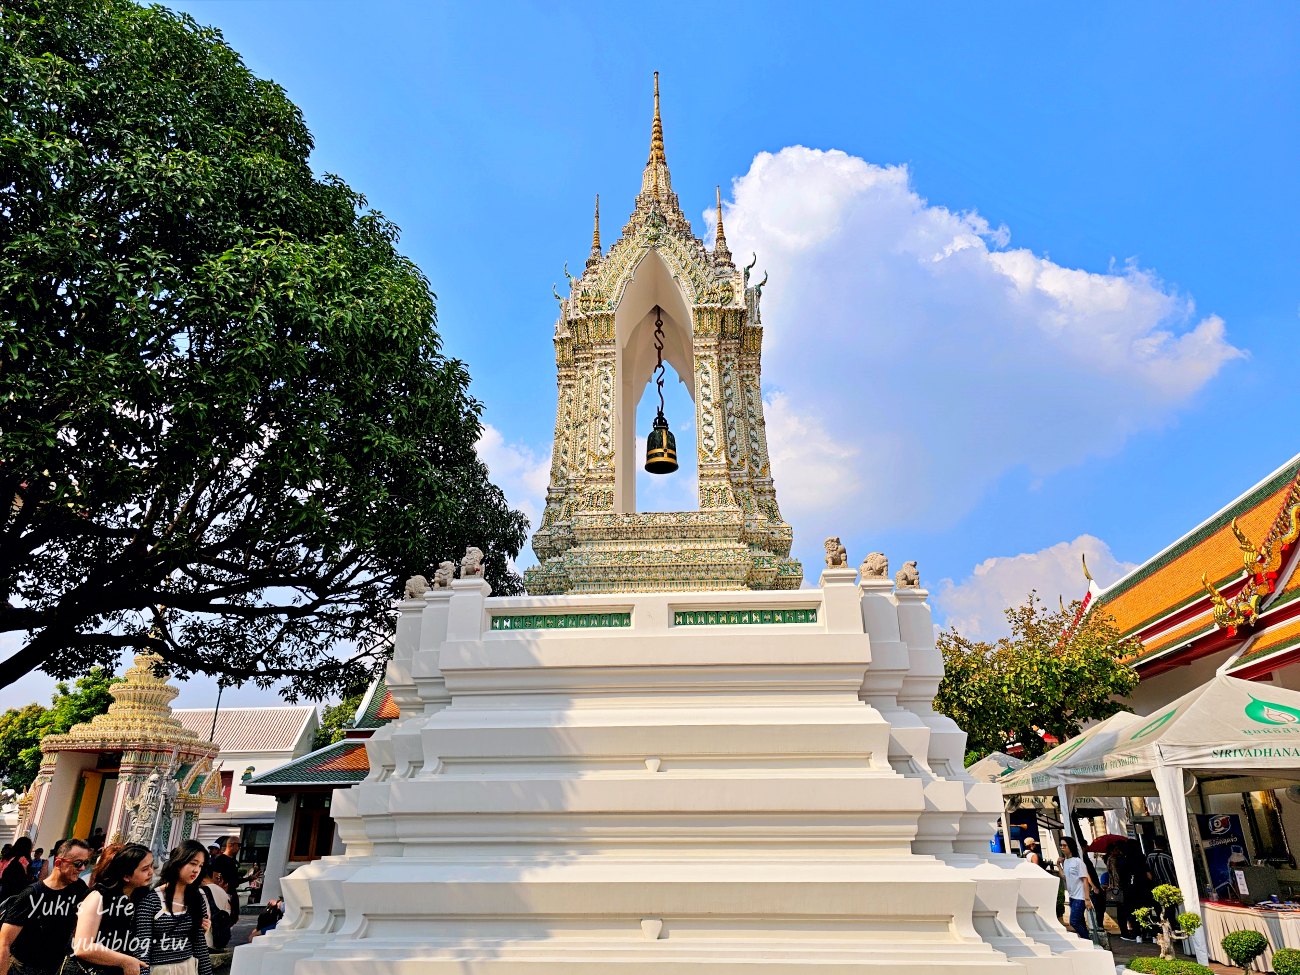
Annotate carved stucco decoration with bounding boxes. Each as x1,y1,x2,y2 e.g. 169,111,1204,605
525,77,800,595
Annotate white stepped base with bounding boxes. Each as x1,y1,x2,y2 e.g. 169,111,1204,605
233,574,1113,975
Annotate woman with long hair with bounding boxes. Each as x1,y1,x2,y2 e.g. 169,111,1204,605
149,840,213,975
72,842,159,975
0,835,34,898
1058,836,1100,941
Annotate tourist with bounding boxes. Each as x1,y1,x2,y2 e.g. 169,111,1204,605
88,831,105,854
1058,837,1098,940
0,837,91,975
198,872,233,951
1146,836,1176,887
247,900,283,942
90,845,124,887
1022,837,1045,869
149,840,213,975
207,838,242,918
1118,839,1155,942
26,849,46,884
71,843,158,975
0,839,34,901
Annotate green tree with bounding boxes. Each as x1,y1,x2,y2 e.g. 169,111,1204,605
934,593,1140,761
0,668,120,791
313,685,368,750
0,0,528,698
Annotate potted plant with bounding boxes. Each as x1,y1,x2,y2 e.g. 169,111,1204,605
1132,884,1202,961
1220,929,1269,973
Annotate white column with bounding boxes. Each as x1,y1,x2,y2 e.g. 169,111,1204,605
261,796,295,902
1151,762,1208,966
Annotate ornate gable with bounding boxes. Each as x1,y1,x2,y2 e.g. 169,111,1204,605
526,75,799,595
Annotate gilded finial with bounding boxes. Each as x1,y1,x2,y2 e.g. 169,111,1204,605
650,72,664,166
1231,517,1259,571
714,185,732,263
588,194,602,265
1082,553,1094,583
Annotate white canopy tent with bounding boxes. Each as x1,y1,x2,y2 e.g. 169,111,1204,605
999,673,1300,965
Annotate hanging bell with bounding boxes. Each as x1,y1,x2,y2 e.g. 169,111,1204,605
644,411,679,474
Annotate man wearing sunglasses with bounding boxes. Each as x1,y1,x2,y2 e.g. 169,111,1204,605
0,838,91,975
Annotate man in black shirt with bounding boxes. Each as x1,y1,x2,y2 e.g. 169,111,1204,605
209,836,243,917
0,838,91,975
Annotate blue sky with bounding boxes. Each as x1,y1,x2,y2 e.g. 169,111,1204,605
4,2,1298,710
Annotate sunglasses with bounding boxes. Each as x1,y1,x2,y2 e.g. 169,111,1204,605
60,858,91,869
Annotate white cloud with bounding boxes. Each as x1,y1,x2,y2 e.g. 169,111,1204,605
717,147,1245,532
933,534,1135,641
475,424,551,537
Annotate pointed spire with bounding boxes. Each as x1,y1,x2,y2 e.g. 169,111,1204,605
587,194,602,268
639,71,675,204
649,71,665,167
714,185,732,264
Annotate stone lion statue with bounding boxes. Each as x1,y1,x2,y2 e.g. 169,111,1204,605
403,575,431,599
895,561,920,589
433,561,456,588
461,546,486,577
823,536,848,568
861,552,889,579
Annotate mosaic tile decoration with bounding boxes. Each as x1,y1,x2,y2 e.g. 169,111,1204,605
490,613,632,631
673,608,817,626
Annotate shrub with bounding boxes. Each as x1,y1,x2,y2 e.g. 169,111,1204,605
1125,957,1214,975
1273,947,1300,975
1151,884,1185,909
1175,911,1201,935
1220,929,1269,970
1132,906,1159,931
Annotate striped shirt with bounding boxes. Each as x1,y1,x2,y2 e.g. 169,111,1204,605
150,893,212,975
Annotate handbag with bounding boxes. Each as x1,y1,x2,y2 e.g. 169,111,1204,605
1105,884,1125,906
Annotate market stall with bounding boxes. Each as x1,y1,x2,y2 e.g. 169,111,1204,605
998,673,1300,966
1203,901,1300,972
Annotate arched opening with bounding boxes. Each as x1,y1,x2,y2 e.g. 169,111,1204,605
613,248,696,514
635,362,697,512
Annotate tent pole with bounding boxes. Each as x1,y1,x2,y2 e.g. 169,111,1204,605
1001,798,1015,855
1152,762,1208,966
1057,785,1074,837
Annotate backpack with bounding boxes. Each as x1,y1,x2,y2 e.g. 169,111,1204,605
0,881,40,923
201,886,233,950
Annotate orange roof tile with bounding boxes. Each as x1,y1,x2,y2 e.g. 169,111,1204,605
315,743,370,773
1233,615,1300,669
1098,456,1300,640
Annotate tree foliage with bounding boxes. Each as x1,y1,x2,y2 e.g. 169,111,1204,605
0,0,529,698
934,593,1140,761
0,668,119,791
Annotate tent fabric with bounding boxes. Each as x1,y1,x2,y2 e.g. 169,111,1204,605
999,673,1300,795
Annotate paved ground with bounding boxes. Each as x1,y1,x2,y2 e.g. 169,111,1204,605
210,905,269,973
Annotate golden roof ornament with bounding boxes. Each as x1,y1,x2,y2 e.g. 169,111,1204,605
713,185,733,266
586,194,602,269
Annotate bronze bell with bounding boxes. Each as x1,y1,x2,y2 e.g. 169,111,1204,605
644,412,679,474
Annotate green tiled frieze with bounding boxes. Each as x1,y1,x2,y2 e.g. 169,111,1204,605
673,608,818,626
490,613,632,631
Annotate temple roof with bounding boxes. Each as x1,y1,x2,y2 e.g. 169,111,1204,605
174,706,316,755
352,676,399,730
40,653,218,758
241,739,370,791
1092,454,1300,674
243,675,400,793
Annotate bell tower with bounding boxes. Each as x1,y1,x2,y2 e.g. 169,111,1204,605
526,74,802,594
